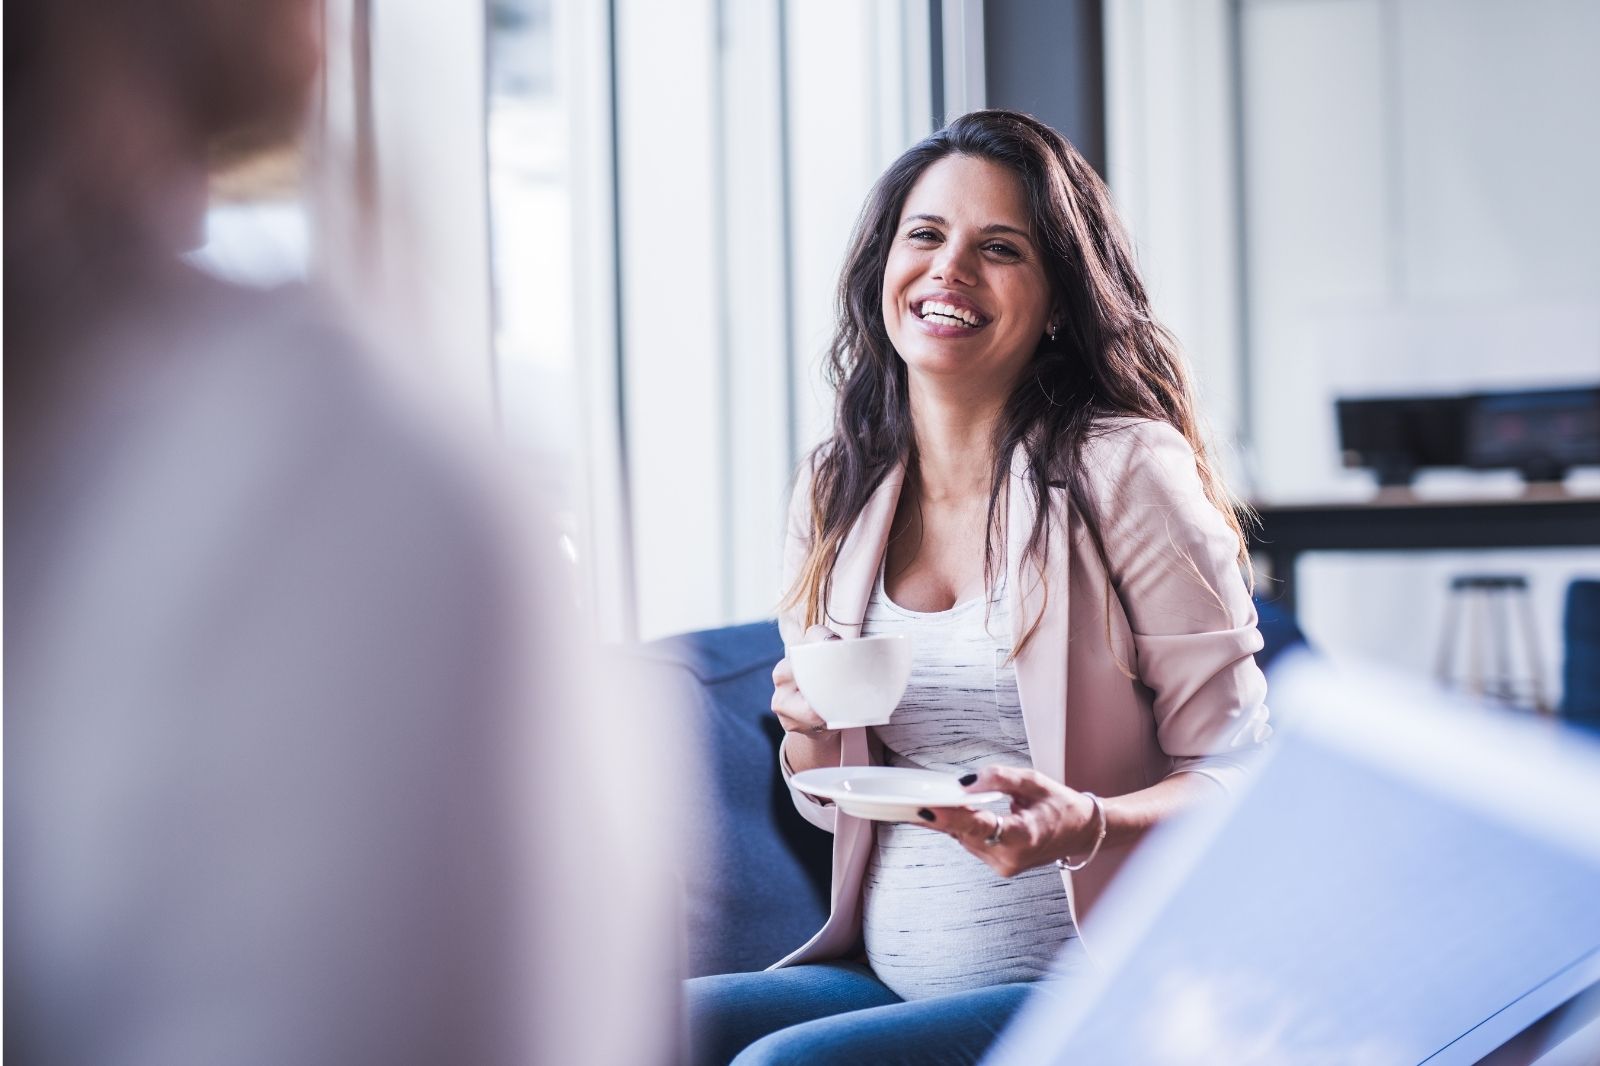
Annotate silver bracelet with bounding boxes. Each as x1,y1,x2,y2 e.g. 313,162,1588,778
1056,792,1107,872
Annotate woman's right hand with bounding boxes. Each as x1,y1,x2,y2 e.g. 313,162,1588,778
771,626,844,771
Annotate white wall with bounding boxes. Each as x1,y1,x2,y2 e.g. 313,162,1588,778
1241,0,1390,500
1105,0,1246,477
1241,0,1600,503
1108,0,1600,703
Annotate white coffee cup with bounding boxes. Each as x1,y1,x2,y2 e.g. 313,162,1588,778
786,635,913,729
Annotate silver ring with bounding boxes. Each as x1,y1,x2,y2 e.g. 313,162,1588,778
983,813,1004,847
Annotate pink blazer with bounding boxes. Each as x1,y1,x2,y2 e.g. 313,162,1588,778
773,417,1271,968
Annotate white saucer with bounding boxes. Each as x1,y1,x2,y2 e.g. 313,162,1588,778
790,766,1008,823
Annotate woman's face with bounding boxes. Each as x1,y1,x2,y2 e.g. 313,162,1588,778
881,153,1054,393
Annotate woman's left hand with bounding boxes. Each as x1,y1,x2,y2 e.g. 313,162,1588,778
914,765,1100,878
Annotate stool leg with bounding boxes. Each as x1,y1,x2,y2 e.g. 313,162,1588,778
1466,590,1485,699
1436,592,1461,687
1490,588,1515,704
1516,588,1552,715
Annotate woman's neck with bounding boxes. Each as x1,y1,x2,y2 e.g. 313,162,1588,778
907,375,1010,502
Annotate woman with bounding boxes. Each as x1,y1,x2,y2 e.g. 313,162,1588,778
686,109,1270,1065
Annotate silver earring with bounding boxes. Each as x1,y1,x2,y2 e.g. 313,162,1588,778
1049,324,1059,344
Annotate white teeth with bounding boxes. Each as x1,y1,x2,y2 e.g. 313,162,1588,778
917,300,981,327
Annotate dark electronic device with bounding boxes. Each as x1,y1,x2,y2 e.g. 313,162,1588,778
1464,387,1600,483
1337,385,1600,486
1336,395,1467,486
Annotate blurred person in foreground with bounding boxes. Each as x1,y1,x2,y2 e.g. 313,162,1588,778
687,110,1272,1064
4,3,674,1064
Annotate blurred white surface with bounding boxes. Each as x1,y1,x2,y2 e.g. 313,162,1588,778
984,656,1600,1065
188,201,310,287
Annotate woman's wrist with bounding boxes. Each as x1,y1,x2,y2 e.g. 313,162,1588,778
781,728,843,775
1056,791,1107,871
1058,773,1219,863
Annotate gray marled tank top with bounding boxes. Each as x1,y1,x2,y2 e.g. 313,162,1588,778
860,565,1081,1000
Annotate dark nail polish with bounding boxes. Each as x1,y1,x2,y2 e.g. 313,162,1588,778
917,808,935,822
959,773,978,787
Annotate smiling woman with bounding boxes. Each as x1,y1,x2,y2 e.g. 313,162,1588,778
685,109,1272,1066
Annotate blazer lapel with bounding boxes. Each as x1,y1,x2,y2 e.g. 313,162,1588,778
828,463,905,771
825,463,906,639
824,462,907,900
1006,444,1069,786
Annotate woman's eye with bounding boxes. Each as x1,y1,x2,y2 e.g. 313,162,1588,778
985,242,1021,258
908,228,941,242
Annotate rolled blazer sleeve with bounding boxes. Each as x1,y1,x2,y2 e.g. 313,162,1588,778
777,455,841,832
1084,420,1272,789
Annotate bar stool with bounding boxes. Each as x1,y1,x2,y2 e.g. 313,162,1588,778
1435,574,1551,713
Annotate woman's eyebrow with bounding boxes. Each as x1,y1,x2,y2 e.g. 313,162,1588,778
904,213,1033,243
980,223,1032,241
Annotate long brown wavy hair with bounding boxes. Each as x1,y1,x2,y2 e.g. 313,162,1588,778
783,109,1251,650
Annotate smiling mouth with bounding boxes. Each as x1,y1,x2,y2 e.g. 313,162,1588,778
915,299,987,329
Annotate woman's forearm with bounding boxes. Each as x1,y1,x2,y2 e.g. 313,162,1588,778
1099,770,1224,851
781,731,844,776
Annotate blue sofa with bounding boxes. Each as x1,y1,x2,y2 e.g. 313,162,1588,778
634,600,1308,978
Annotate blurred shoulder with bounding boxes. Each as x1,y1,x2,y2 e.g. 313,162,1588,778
70,268,511,572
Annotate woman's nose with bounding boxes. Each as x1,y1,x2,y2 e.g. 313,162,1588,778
931,239,976,286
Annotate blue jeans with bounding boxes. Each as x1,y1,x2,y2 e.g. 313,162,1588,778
685,961,1033,1066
